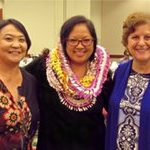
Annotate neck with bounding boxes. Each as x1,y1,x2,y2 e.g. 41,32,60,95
132,60,150,74
0,62,20,79
70,62,89,79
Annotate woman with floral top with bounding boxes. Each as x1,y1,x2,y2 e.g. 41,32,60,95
0,19,39,150
106,12,150,150
25,15,112,150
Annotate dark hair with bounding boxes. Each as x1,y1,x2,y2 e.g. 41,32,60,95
122,12,150,47
0,18,31,50
60,15,97,61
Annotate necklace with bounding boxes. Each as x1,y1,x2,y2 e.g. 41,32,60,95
46,45,110,111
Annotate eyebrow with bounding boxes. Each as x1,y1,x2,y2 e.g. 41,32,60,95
69,36,92,39
4,33,25,38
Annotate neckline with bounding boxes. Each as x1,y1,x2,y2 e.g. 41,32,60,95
131,69,150,78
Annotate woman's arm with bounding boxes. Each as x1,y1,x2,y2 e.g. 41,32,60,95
101,70,114,111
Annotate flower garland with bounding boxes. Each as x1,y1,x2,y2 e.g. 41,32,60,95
46,45,110,111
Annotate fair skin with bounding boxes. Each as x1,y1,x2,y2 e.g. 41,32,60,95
66,23,94,79
127,23,150,74
0,24,28,101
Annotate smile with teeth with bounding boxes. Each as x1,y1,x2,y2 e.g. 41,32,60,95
9,51,21,54
135,46,149,51
136,49,147,51
74,50,86,56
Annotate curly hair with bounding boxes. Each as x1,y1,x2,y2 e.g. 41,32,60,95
122,12,150,47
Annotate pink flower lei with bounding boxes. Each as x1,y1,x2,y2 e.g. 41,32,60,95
46,45,110,111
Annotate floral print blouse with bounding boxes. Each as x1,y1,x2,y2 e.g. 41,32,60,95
0,68,39,150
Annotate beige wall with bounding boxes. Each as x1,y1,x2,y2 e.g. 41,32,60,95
91,0,102,45
66,0,91,18
2,0,150,55
3,0,94,55
3,0,64,55
101,0,150,55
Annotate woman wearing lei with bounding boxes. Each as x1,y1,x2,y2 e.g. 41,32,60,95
25,15,112,150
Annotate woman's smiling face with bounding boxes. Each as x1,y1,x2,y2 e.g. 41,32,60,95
127,23,150,64
66,23,94,66
0,24,27,65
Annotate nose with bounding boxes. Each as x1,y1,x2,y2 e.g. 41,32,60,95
76,40,84,48
11,40,20,48
138,37,145,45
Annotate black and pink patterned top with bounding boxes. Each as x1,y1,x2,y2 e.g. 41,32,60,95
0,68,39,150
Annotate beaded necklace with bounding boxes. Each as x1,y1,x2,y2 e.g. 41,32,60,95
46,45,110,111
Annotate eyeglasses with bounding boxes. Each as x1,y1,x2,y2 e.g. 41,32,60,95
67,38,93,46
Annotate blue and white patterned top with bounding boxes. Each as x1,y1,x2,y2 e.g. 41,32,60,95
117,70,150,150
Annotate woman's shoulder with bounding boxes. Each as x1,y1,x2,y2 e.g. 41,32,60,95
21,68,37,83
115,59,132,75
118,59,132,69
